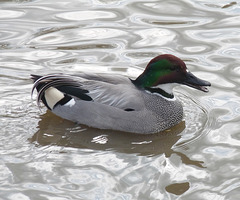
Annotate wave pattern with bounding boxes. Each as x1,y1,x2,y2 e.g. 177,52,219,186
0,0,240,199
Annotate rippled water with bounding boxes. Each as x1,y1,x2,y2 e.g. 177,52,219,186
1,0,240,199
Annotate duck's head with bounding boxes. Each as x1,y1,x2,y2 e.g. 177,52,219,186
134,54,211,98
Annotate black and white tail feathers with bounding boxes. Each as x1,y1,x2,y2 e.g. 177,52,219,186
31,74,92,110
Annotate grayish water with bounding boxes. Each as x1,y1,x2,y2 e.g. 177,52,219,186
1,0,240,199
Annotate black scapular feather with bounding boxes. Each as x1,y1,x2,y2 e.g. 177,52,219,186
31,74,93,106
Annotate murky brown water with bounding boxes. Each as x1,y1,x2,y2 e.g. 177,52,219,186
1,0,240,199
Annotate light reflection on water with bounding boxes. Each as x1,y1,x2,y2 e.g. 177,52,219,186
1,0,240,199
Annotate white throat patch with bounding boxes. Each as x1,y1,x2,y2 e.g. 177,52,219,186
157,83,179,95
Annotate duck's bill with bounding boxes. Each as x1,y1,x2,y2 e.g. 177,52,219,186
183,72,211,92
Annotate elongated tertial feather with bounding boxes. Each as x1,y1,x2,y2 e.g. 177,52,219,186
31,74,82,108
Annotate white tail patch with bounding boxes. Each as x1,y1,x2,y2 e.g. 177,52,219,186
64,98,75,107
45,87,64,110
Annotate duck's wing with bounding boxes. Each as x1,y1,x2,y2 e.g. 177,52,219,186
74,72,131,85
31,73,144,111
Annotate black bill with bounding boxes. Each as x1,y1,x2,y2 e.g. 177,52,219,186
183,71,211,92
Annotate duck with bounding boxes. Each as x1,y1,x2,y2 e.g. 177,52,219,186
31,54,211,134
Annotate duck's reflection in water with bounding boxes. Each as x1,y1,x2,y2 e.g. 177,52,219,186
30,111,204,167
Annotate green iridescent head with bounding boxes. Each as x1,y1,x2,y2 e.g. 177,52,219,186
133,54,211,92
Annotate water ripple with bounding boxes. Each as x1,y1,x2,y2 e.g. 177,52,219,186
131,28,176,47
56,10,118,21
130,14,213,27
0,9,25,19
27,27,128,52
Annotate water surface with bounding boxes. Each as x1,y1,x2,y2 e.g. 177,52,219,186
1,0,240,199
